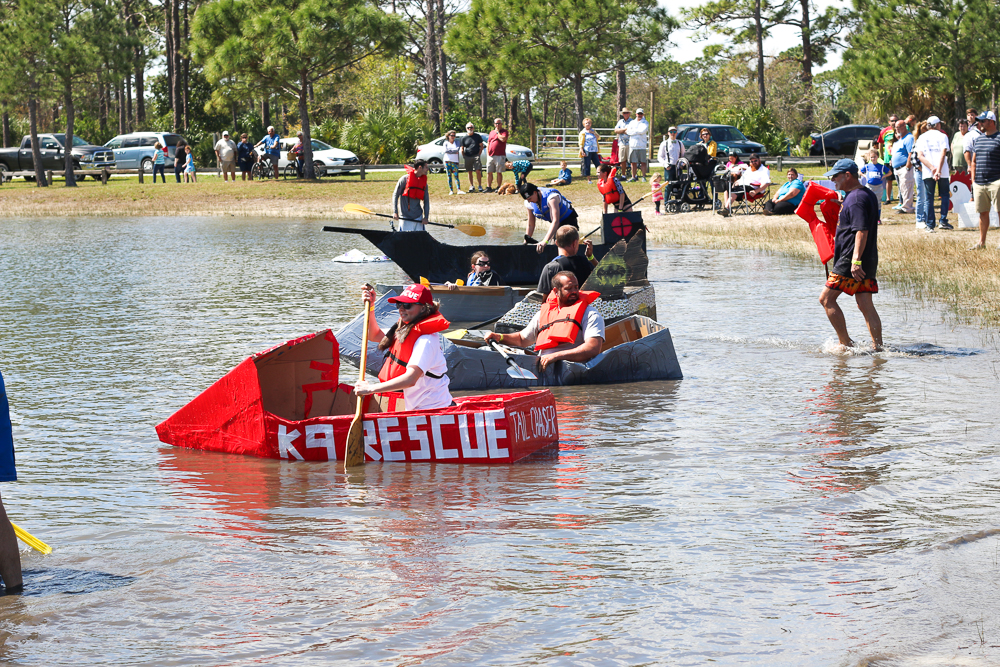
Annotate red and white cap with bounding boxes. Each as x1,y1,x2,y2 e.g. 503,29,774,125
388,284,433,304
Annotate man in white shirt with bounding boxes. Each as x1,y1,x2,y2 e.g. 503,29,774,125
626,108,650,182
214,131,237,182
614,108,632,180
718,153,771,216
915,115,952,231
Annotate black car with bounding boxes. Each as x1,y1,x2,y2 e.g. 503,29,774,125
809,124,882,156
674,123,768,157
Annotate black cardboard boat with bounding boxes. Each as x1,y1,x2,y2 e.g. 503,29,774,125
323,211,646,285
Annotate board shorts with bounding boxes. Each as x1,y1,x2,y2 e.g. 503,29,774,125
0,371,17,482
487,155,505,173
221,158,236,171
825,272,879,296
629,149,648,164
464,155,482,172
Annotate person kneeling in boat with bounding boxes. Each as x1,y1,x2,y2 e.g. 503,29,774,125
353,283,453,410
391,159,431,231
520,183,579,251
484,271,605,371
535,225,597,295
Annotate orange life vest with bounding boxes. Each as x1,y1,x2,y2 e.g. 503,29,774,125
598,167,620,205
402,165,427,200
377,312,450,382
535,290,600,351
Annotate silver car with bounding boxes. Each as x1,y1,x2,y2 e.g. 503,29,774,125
416,132,534,173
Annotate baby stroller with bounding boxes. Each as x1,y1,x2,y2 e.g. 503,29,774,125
665,143,720,212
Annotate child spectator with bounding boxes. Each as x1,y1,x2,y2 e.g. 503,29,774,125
184,145,197,183
506,159,534,188
549,161,572,186
598,164,632,214
650,173,665,215
859,147,888,218
152,141,166,183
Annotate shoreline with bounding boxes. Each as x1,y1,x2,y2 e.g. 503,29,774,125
3,174,999,330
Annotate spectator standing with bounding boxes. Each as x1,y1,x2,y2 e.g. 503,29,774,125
460,123,485,193
486,118,508,193
183,145,197,183
911,121,929,227
443,130,463,195
254,126,281,179
952,119,969,173
963,108,983,170
763,168,805,216
650,173,665,215
391,159,431,231
173,137,187,183
875,114,898,202
699,128,718,158
859,147,889,218
657,127,682,198
214,131,237,182
968,111,1000,250
915,115,952,231
152,141,167,183
626,108,650,182
818,159,883,352
890,120,915,214
237,133,254,181
614,108,632,179
578,118,601,183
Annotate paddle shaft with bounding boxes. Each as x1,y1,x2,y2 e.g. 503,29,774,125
364,210,460,231
344,292,373,467
488,340,537,379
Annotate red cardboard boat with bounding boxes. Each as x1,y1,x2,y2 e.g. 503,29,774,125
155,330,559,463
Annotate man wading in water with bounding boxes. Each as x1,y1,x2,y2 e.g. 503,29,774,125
818,158,884,352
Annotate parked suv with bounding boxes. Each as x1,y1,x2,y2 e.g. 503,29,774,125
104,132,187,173
674,124,767,157
809,124,882,156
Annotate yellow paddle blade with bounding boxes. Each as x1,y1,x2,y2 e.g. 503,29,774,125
443,329,468,340
420,277,430,286
455,224,486,237
457,279,465,286
10,521,51,554
343,203,374,216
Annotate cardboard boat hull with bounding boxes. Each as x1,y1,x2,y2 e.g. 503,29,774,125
155,330,559,463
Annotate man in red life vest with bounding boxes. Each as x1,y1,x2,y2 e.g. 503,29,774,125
391,159,431,231
485,271,605,371
597,163,632,214
353,283,454,410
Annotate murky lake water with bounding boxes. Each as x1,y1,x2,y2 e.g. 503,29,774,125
2,216,1000,666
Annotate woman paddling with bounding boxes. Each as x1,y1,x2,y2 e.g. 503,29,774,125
353,284,454,410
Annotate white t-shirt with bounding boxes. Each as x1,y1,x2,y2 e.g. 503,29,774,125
615,119,630,148
737,164,771,187
215,139,236,160
443,140,460,163
402,334,452,411
915,129,950,180
964,126,983,154
520,305,605,355
626,118,649,150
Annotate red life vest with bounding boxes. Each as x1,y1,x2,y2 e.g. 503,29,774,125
598,167,620,205
535,290,600,351
377,312,450,382
402,165,427,200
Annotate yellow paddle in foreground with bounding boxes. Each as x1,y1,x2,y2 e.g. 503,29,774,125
343,203,486,237
343,295,372,469
10,521,51,554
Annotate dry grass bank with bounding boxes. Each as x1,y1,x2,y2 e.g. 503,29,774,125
3,169,999,328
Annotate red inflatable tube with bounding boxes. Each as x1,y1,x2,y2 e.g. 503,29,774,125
795,182,841,264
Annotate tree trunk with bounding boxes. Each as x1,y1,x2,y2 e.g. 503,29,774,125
126,74,133,132
2,112,10,149
165,0,173,125
99,83,108,137
572,74,584,129
500,87,509,128
480,80,488,121
299,74,315,179
281,103,288,134
262,98,271,130
171,0,181,131
231,102,238,134
183,0,190,131
27,96,48,186
424,0,440,134
133,36,145,127
63,78,77,187
52,104,59,133
615,60,626,117
755,0,766,107
509,91,519,137
117,84,126,134
524,90,535,153
799,0,813,128
436,0,448,118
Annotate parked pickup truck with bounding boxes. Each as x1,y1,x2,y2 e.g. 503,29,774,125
0,134,116,181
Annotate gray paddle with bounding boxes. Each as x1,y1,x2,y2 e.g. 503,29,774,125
487,340,538,380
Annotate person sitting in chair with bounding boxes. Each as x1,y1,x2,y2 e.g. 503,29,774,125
718,153,770,217
484,271,605,371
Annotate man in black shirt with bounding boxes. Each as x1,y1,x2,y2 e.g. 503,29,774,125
459,123,485,193
969,111,1000,249
817,159,883,352
536,226,598,294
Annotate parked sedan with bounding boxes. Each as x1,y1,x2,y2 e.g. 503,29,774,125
809,124,882,156
416,133,534,173
674,124,767,157
104,132,187,173
253,137,360,176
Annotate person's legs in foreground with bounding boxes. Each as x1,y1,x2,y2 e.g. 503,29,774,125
855,292,884,350
819,286,853,348
936,178,951,227
0,493,22,592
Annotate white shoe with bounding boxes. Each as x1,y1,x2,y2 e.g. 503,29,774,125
448,191,455,196
457,189,465,194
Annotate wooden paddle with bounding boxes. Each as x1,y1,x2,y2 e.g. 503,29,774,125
488,340,538,380
11,521,51,554
343,203,486,236
343,296,372,468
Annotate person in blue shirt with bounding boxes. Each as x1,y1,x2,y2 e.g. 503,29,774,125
859,147,889,219
254,126,282,179
549,160,573,186
763,168,805,215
